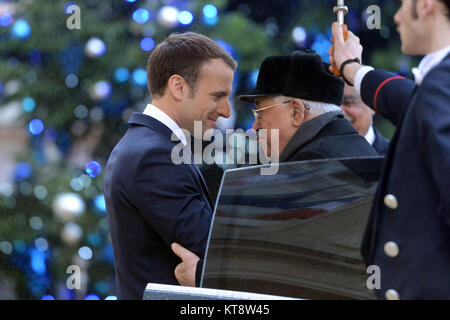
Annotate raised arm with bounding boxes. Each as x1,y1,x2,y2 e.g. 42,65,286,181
360,69,416,126
329,22,416,127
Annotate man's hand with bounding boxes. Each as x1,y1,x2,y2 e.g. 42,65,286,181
171,242,199,287
329,22,363,83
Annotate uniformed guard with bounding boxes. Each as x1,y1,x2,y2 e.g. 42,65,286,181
330,0,450,299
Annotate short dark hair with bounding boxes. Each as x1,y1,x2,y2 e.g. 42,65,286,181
439,0,450,19
147,32,237,98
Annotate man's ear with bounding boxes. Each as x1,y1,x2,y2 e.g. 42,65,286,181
420,0,434,18
290,98,305,127
167,75,186,101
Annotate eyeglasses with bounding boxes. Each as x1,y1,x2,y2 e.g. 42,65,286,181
252,100,293,123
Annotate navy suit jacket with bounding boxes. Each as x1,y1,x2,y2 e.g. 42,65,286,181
104,113,213,299
372,127,390,156
360,53,450,299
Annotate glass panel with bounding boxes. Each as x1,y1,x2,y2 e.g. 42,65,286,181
201,157,384,300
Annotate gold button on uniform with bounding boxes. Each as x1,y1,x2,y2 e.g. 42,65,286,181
384,241,399,258
384,194,398,210
385,289,400,300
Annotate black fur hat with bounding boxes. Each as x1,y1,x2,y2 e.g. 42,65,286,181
238,50,344,105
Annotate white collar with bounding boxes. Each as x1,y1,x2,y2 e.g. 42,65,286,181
364,125,376,146
412,45,450,85
142,103,187,146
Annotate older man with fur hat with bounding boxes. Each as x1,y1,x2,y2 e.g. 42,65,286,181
240,50,377,162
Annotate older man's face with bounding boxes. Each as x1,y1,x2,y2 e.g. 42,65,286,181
340,85,375,136
251,96,297,158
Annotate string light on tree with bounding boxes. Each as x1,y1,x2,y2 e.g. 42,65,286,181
60,222,83,246
85,38,106,57
292,26,307,46
28,119,45,135
11,19,31,38
202,4,218,25
114,68,130,82
132,8,150,24
178,10,193,25
140,37,155,52
85,160,102,178
157,6,179,28
90,81,111,100
52,192,85,222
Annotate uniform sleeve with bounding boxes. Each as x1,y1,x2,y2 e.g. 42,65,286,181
415,64,450,226
131,147,212,258
360,69,417,127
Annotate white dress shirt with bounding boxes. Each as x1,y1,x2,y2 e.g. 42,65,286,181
364,125,376,146
142,103,187,146
411,45,450,85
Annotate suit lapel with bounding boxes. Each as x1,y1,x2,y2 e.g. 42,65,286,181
185,146,214,211
130,112,214,212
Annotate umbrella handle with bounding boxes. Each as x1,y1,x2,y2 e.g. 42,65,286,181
333,1,349,76
332,27,348,77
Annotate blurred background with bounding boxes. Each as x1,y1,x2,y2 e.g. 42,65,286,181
0,0,418,300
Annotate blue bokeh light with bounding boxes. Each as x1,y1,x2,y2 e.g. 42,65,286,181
22,97,36,112
87,233,102,247
78,246,93,260
248,70,259,87
132,8,150,24
203,15,218,26
64,1,77,14
132,68,147,86
31,249,46,275
94,194,107,213
12,19,31,38
215,39,234,56
41,295,55,300
15,162,32,181
86,38,106,57
125,0,137,2
203,4,218,18
84,294,100,300
28,119,45,135
140,37,155,52
85,160,102,178
311,33,332,62
0,12,13,27
178,10,194,25
13,240,27,253
114,67,130,82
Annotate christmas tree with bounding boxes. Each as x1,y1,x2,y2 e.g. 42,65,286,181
0,0,411,299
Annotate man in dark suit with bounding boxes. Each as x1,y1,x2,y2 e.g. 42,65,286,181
104,32,237,299
171,50,378,286
340,84,390,155
330,0,450,299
